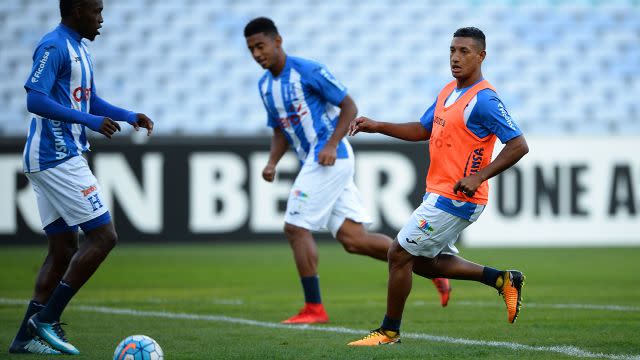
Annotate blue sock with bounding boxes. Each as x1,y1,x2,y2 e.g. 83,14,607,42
37,281,77,323
13,300,44,342
481,267,503,288
300,275,322,304
381,314,401,332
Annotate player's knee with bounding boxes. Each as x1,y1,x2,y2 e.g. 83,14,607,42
105,229,118,250
337,232,361,254
90,227,118,252
60,244,78,263
49,242,78,263
388,239,408,264
336,222,367,254
283,223,304,241
340,238,360,254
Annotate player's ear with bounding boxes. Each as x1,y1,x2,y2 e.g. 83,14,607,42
71,4,82,20
275,34,283,48
478,49,486,62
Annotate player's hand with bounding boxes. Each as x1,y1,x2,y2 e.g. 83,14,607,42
131,113,154,136
318,143,337,166
349,116,379,136
453,173,484,198
99,117,120,139
262,164,276,182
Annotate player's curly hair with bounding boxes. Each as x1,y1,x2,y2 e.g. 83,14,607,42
244,17,279,38
453,27,486,50
59,0,89,17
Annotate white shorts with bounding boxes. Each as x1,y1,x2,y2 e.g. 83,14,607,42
284,147,371,237
25,155,109,229
397,196,473,258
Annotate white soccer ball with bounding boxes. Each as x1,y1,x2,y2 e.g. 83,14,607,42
113,335,164,360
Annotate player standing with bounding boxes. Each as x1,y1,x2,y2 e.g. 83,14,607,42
9,0,153,355
348,27,529,346
244,17,451,324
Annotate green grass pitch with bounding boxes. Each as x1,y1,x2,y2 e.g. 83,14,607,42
1,243,639,359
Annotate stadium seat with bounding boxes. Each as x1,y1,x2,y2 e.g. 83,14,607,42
0,0,638,136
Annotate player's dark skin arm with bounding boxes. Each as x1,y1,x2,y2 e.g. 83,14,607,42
262,127,289,182
349,117,431,141
318,95,357,166
453,135,529,197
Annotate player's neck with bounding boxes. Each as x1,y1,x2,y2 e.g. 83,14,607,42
60,18,79,34
456,71,483,89
269,53,287,77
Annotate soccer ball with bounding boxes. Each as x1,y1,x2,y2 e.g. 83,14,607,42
113,335,164,360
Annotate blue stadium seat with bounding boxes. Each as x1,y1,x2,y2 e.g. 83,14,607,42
0,0,638,136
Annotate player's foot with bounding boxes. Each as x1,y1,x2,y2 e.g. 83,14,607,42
432,278,452,307
347,328,401,346
497,270,525,323
281,303,329,324
27,315,79,355
9,337,62,354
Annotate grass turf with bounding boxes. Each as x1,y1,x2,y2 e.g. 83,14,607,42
0,243,639,359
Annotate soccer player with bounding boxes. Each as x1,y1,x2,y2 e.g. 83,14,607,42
8,0,153,355
347,27,529,346
244,17,452,324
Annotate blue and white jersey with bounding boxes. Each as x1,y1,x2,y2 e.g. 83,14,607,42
420,79,522,221
258,56,350,163
23,24,95,173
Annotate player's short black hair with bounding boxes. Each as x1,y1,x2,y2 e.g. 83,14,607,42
453,27,486,50
59,0,88,17
244,17,279,38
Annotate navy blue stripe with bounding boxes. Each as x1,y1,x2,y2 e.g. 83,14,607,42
79,211,111,233
24,118,37,172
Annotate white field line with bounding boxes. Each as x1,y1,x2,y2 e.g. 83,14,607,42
451,301,640,312
1,298,639,360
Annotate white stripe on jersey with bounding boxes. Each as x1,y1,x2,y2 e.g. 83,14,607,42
27,117,43,172
78,46,91,113
80,43,92,153
271,77,307,161
74,45,92,151
67,40,84,152
65,40,82,111
445,89,477,125
289,68,318,152
464,96,478,126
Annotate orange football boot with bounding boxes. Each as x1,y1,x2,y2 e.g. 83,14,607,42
281,303,329,324
347,328,400,346
498,270,525,323
432,278,452,307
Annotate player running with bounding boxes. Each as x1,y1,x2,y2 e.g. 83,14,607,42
9,0,153,355
348,27,529,346
244,17,452,324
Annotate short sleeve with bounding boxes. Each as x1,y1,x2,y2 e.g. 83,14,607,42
419,99,437,132
261,93,279,129
24,42,64,96
307,65,347,106
474,91,522,143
